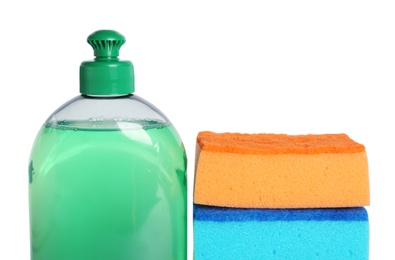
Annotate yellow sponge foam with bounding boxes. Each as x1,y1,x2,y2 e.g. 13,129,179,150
194,131,369,208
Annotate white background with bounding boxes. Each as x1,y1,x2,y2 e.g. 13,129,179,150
1,1,394,259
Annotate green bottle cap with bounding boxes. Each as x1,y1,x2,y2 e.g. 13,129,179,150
80,30,134,95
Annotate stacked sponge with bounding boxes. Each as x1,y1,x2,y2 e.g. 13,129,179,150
193,131,370,259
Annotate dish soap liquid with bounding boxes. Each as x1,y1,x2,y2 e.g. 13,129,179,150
28,30,187,260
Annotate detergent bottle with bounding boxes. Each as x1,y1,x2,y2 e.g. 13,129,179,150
28,30,187,260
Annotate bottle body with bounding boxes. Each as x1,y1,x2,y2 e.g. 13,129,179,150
29,95,187,260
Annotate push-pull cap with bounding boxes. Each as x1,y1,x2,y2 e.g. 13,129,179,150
80,30,135,95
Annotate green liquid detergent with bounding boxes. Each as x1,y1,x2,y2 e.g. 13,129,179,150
30,123,186,259
28,30,187,260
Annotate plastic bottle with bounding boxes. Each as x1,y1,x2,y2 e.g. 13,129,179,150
28,30,187,260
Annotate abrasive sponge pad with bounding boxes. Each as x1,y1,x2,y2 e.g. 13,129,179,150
193,204,369,259
194,131,369,208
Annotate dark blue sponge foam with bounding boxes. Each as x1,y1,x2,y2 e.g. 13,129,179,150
194,204,369,259
194,204,368,221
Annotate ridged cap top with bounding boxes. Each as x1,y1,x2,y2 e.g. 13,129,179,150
87,30,125,58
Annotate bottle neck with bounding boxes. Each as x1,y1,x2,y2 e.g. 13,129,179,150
82,93,133,99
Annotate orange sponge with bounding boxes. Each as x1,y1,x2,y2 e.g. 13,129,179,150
194,131,370,208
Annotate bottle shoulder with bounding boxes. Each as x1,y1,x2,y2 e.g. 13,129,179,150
45,94,171,130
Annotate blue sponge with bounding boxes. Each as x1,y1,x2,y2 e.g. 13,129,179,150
194,204,369,259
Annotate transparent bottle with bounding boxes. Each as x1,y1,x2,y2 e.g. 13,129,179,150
28,30,187,260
